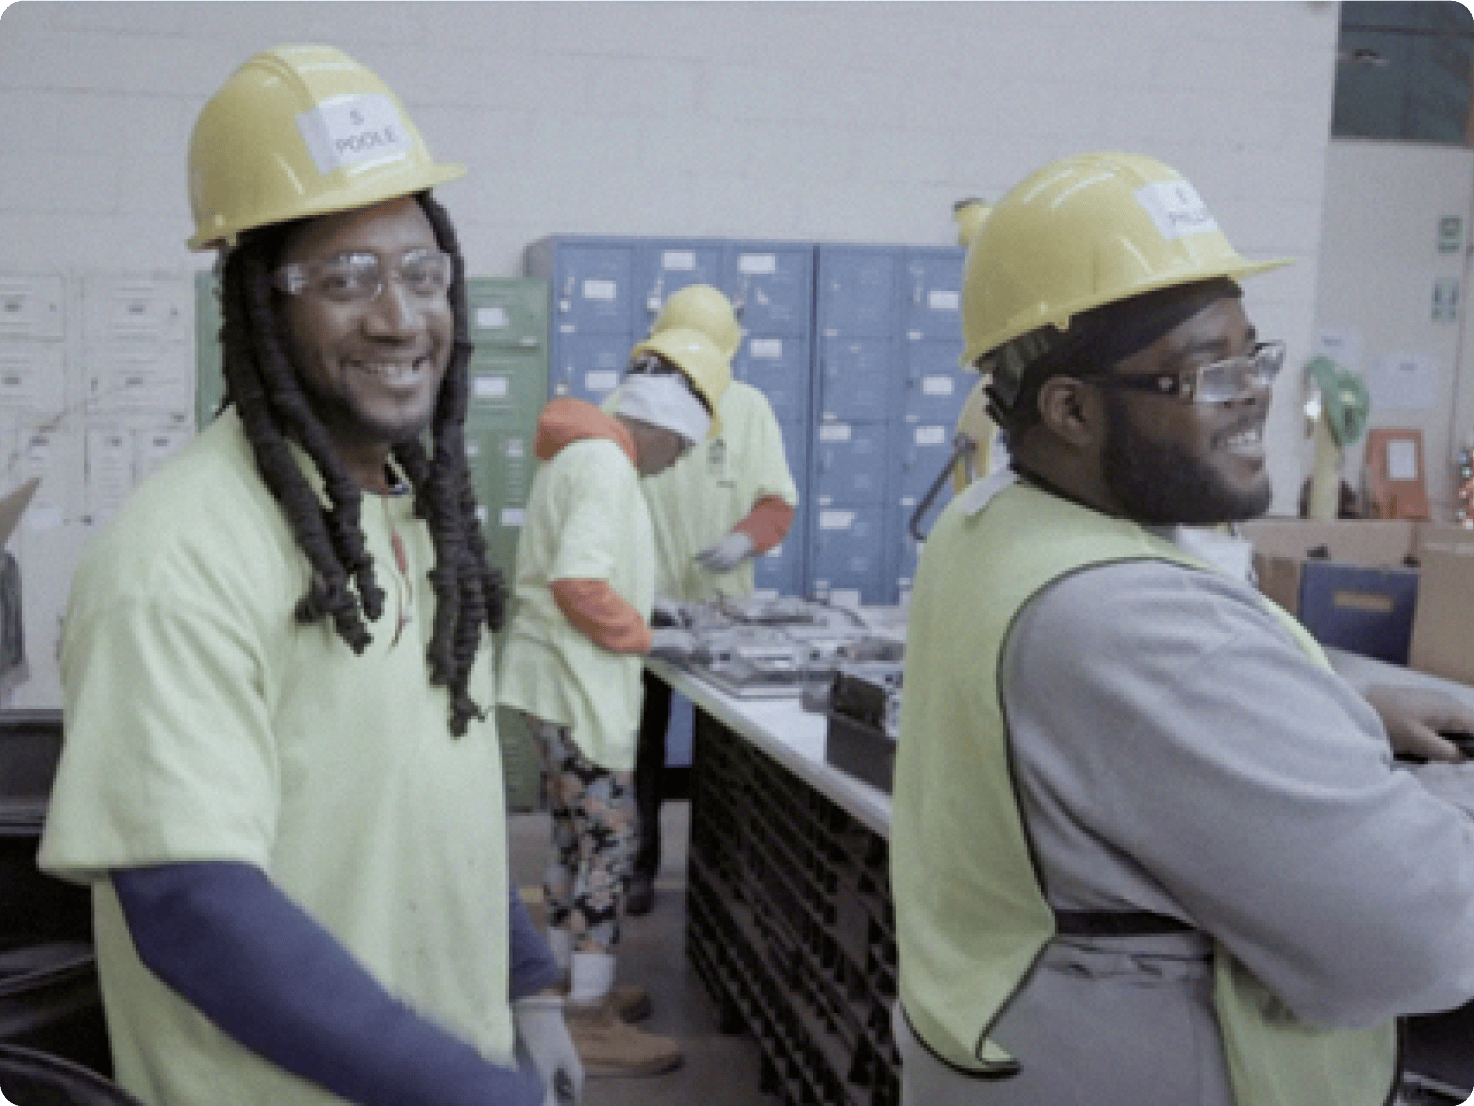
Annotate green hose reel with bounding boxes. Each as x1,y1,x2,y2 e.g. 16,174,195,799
1305,356,1371,448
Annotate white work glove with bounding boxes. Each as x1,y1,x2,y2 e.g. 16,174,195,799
513,994,583,1105
649,627,697,660
695,531,755,573
1364,684,1474,763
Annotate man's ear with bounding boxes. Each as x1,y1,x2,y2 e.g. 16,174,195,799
1036,376,1102,449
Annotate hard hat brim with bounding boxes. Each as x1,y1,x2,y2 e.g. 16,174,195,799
960,255,1292,371
188,163,466,252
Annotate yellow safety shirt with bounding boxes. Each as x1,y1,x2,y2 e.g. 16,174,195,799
499,436,654,771
628,380,798,601
39,410,514,1106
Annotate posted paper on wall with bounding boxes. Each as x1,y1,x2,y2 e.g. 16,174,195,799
1369,352,1440,412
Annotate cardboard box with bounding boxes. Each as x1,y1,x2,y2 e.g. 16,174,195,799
1239,518,1422,664
1409,527,1474,685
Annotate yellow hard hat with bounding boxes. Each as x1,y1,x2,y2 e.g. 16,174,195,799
629,327,732,439
187,43,465,251
960,152,1290,367
650,284,743,360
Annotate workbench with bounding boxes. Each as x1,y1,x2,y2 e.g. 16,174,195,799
647,655,898,1106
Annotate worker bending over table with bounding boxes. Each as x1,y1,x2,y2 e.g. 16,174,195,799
621,285,798,917
499,328,730,1078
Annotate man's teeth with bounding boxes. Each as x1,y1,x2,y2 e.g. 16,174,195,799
356,360,422,377
1226,426,1262,447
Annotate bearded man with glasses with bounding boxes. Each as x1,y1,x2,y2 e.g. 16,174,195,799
889,152,1474,1106
39,44,581,1106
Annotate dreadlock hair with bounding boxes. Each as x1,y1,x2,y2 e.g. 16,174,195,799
216,191,505,736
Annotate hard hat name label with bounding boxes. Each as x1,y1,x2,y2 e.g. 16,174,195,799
297,94,414,177
1133,180,1219,241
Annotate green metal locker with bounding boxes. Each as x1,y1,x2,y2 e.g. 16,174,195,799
463,278,549,814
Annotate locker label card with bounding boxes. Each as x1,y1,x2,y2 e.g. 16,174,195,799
749,339,783,359
473,376,509,399
661,252,696,271
928,290,960,311
820,510,855,530
582,279,617,302
819,423,852,442
921,375,954,396
297,94,413,176
585,370,618,392
476,307,510,330
738,254,777,275
915,426,947,446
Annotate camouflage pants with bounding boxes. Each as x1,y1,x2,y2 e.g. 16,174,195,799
527,716,636,954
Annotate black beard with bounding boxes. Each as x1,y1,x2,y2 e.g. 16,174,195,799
1101,391,1273,525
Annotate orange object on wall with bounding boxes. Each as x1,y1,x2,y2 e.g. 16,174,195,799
1363,428,1430,520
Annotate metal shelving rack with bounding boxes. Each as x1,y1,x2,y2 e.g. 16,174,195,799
686,707,900,1106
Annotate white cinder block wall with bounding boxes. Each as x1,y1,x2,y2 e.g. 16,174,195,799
0,0,1342,506
1313,140,1474,517
0,0,1350,706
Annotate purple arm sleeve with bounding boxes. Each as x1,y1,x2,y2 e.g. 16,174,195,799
111,862,542,1106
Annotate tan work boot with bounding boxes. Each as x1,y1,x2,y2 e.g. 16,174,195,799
565,995,683,1077
556,980,652,1023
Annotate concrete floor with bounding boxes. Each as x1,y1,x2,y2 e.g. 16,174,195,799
509,800,775,1106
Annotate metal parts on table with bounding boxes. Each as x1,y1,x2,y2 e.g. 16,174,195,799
660,596,904,699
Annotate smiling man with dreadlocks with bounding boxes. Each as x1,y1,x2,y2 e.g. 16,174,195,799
39,44,580,1106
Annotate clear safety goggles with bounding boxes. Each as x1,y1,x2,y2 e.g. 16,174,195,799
1093,340,1285,404
273,248,453,304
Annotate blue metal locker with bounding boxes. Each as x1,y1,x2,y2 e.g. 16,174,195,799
723,242,814,336
900,247,966,341
751,418,807,597
811,421,888,505
525,237,636,335
898,337,970,426
809,504,885,605
883,501,925,604
816,245,900,337
889,420,957,508
733,333,811,425
632,239,726,337
816,336,896,422
887,415,955,602
549,332,630,403
775,416,808,496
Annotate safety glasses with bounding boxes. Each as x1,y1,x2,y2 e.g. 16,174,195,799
273,248,453,304
1092,340,1285,404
